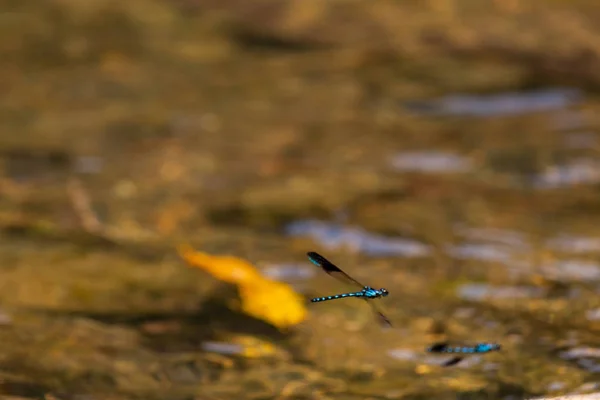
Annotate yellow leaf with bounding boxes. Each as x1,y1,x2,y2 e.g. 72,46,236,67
177,244,263,285
238,278,308,330
178,244,308,329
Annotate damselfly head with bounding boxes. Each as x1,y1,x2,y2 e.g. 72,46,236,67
380,288,389,297
478,343,501,352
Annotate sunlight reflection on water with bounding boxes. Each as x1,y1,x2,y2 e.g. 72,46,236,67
285,220,600,283
403,88,582,117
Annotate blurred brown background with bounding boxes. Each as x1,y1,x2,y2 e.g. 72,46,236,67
1,1,600,399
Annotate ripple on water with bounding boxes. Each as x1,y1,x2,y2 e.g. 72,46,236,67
402,88,582,117
559,347,600,360
201,341,245,356
540,260,600,281
547,382,567,392
457,225,600,256
454,225,530,249
553,110,589,131
285,220,432,257
585,309,600,321
457,283,546,301
389,151,472,173
531,158,600,189
546,235,600,254
286,220,521,262
261,263,316,282
578,359,600,373
559,347,600,373
575,382,600,393
446,243,513,264
564,131,599,149
286,221,600,283
387,348,419,361
74,155,104,174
